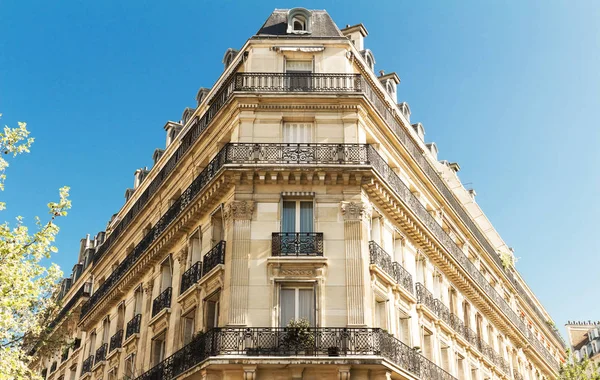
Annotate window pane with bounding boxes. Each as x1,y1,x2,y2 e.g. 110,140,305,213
280,289,296,326
206,301,217,329
183,314,195,345
299,202,313,233
282,201,296,232
298,289,314,326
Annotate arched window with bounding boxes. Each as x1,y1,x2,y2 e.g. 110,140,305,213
293,16,306,31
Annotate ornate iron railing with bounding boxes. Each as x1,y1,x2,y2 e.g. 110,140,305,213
95,343,107,363
416,283,436,312
109,329,123,352
180,261,202,295
368,241,413,294
226,143,370,165
81,355,93,375
152,287,172,317
433,299,453,327
135,327,454,380
126,314,142,338
234,73,362,93
202,240,226,275
272,233,324,256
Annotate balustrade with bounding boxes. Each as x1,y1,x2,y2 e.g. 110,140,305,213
126,314,142,338
272,233,323,256
152,287,172,317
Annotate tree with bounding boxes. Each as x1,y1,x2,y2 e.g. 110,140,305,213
559,350,600,380
0,114,71,379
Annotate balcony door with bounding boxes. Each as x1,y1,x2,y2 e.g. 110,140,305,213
285,60,312,90
282,200,313,233
280,285,315,326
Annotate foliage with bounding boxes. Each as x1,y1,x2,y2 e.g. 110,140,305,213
559,350,600,380
284,319,315,350
0,114,71,380
500,250,515,270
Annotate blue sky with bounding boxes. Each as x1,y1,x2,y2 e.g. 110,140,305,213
1,1,599,340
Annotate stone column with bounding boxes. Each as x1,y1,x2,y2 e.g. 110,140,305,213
340,201,370,326
223,200,254,326
139,279,154,373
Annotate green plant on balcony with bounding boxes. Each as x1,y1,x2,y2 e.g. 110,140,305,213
282,319,315,354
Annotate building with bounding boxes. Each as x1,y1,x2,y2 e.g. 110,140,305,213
32,8,566,380
565,321,600,365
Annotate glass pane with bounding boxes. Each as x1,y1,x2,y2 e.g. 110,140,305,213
282,201,296,232
280,288,296,326
299,202,313,233
298,288,315,326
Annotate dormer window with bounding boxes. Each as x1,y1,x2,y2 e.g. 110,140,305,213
361,49,376,72
287,8,311,34
222,48,239,70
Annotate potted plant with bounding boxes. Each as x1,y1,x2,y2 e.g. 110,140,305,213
282,319,315,355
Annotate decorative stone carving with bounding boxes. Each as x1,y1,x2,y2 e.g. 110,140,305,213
340,201,371,221
280,269,314,277
224,200,254,221
175,247,188,266
143,280,154,295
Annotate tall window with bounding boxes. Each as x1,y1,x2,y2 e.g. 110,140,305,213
211,207,224,246
204,291,220,330
152,332,166,366
440,343,450,373
124,353,136,380
280,285,315,326
462,301,471,329
160,257,172,292
102,317,110,345
285,60,312,90
448,288,458,315
456,354,466,380
87,331,96,357
182,310,195,346
188,229,202,266
283,123,313,144
282,200,313,233
398,313,411,346
374,297,388,330
422,328,433,360
134,286,142,315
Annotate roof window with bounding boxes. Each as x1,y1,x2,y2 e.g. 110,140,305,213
287,8,311,34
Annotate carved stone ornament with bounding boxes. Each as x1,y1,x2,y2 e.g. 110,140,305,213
225,200,254,221
143,280,154,295
175,247,188,266
340,201,371,221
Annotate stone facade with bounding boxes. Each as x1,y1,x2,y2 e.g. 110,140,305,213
33,8,565,380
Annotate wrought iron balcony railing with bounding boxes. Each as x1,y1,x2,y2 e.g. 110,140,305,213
416,283,436,312
202,240,226,275
109,329,123,352
135,327,454,380
126,314,142,338
180,261,202,295
78,138,558,369
81,355,93,375
180,241,226,295
152,287,172,317
272,232,324,256
368,241,413,294
95,343,107,363
433,299,452,327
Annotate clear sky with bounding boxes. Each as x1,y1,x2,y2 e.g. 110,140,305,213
1,1,599,341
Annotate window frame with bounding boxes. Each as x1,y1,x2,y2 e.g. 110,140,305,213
278,283,316,327
280,197,315,233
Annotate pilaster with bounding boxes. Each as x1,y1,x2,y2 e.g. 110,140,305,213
223,200,254,326
340,201,371,326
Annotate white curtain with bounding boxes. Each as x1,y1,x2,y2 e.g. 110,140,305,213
282,201,296,232
299,201,313,233
280,288,295,326
283,123,313,143
298,289,315,326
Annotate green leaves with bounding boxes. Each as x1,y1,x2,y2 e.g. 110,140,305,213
559,350,600,380
0,114,70,379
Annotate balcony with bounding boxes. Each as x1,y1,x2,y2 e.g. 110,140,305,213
109,329,123,352
272,232,323,256
202,240,226,275
235,72,362,93
152,287,172,317
135,327,455,380
180,261,202,295
94,343,107,363
416,283,436,312
126,313,142,339
81,355,93,375
368,241,413,294
180,241,226,295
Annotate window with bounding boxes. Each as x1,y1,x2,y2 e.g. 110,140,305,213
69,365,77,380
107,367,117,380
152,332,166,366
398,313,411,346
471,367,479,380
456,354,466,380
282,200,313,233
285,60,312,90
134,286,143,315
160,257,172,292
462,301,471,329
280,285,315,326
422,328,433,360
283,123,313,143
124,353,136,380
374,297,388,330
448,288,458,315
211,207,224,246
292,16,306,31
440,343,450,373
182,310,195,346
188,229,202,267
204,291,220,330
370,215,382,245
102,317,110,344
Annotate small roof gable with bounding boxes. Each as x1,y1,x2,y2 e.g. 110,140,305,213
256,9,344,38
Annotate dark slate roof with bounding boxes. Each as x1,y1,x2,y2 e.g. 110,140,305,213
256,9,344,38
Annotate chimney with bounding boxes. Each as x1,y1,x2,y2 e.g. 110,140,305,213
468,189,477,200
